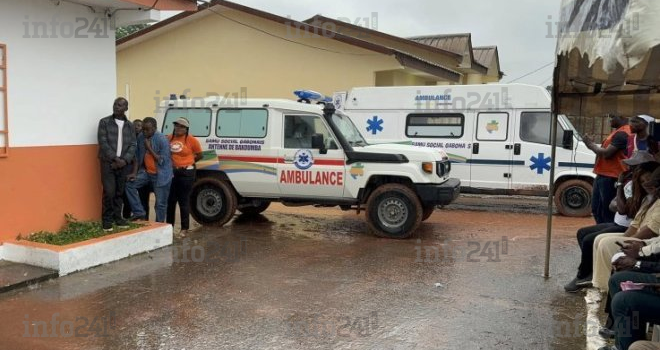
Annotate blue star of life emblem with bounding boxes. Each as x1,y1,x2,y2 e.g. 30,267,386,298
293,149,314,170
366,116,384,135
529,153,551,175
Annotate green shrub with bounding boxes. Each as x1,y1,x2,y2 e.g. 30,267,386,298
23,214,144,246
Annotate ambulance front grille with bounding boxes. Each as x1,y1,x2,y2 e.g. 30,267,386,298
436,160,451,177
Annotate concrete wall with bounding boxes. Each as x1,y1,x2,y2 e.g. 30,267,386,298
0,0,118,240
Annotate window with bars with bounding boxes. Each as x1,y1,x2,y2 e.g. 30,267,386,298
0,44,7,157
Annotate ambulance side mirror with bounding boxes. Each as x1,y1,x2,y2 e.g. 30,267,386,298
312,133,327,154
562,130,574,149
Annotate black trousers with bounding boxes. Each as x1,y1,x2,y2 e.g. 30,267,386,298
576,222,627,278
122,185,152,219
166,168,195,230
101,161,131,225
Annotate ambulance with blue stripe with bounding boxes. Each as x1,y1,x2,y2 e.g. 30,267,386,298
333,84,596,217
156,98,460,239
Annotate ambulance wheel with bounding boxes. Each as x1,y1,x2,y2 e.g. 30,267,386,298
422,205,435,221
238,201,271,215
190,178,237,226
366,184,423,239
554,179,592,217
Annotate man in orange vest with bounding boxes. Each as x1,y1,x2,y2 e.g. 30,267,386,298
583,115,632,224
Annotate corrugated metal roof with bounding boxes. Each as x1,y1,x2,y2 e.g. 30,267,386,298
473,46,497,68
408,34,471,55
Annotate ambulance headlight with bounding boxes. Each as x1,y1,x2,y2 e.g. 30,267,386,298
422,162,434,174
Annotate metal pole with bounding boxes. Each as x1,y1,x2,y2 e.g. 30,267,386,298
544,112,559,278
544,63,561,278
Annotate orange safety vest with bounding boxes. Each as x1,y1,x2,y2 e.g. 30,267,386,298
593,125,632,178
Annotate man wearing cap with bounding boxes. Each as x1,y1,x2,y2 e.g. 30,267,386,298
167,117,202,237
627,115,658,158
125,117,173,222
583,115,633,224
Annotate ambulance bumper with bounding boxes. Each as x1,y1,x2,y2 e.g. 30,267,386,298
415,178,461,206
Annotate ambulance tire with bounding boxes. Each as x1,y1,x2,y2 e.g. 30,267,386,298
422,205,435,221
366,184,423,239
190,178,237,226
554,179,592,217
238,201,271,215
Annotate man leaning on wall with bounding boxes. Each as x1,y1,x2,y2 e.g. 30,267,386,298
97,97,137,232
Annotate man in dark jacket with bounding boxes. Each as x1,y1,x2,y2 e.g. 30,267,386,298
98,97,136,232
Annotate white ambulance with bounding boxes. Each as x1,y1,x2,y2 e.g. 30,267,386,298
156,98,460,239
333,84,596,217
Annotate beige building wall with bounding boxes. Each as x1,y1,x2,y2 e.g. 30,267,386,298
466,73,484,84
117,9,419,119
375,70,430,86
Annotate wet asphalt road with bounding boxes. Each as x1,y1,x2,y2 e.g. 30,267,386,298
0,197,594,350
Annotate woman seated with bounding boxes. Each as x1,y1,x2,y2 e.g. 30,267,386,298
593,165,660,291
565,156,658,292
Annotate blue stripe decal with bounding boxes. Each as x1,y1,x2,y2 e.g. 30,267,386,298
558,162,594,169
467,159,525,166
450,160,594,168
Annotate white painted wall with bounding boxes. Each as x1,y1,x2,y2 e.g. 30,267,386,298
0,0,117,147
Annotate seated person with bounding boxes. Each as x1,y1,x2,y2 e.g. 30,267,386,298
284,116,312,149
593,166,660,291
630,341,660,350
565,158,659,292
598,237,660,350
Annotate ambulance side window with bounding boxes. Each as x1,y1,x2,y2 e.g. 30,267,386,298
405,113,464,138
519,112,564,145
284,115,338,149
216,109,268,138
163,108,212,137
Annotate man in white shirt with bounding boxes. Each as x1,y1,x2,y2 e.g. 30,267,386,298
97,98,137,232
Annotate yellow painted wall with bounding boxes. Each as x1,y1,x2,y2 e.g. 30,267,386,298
117,9,423,119
375,70,428,86
466,73,484,84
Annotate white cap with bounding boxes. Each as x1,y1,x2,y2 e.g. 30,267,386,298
638,114,655,124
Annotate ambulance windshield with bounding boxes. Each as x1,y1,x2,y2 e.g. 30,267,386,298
559,115,582,141
331,111,368,147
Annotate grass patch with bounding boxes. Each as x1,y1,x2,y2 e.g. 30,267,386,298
22,214,144,246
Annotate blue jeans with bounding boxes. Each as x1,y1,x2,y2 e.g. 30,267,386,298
592,175,617,224
126,170,171,222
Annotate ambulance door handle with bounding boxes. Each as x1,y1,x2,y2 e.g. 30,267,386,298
505,145,513,150
283,156,295,163
472,143,479,154
514,143,521,155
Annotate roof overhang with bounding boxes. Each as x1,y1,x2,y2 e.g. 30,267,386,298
73,0,197,11
116,0,462,83
304,15,463,61
395,53,461,82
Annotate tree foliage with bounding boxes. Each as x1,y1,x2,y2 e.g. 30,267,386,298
115,24,150,40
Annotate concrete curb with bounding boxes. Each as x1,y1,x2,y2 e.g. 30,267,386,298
1,222,173,276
